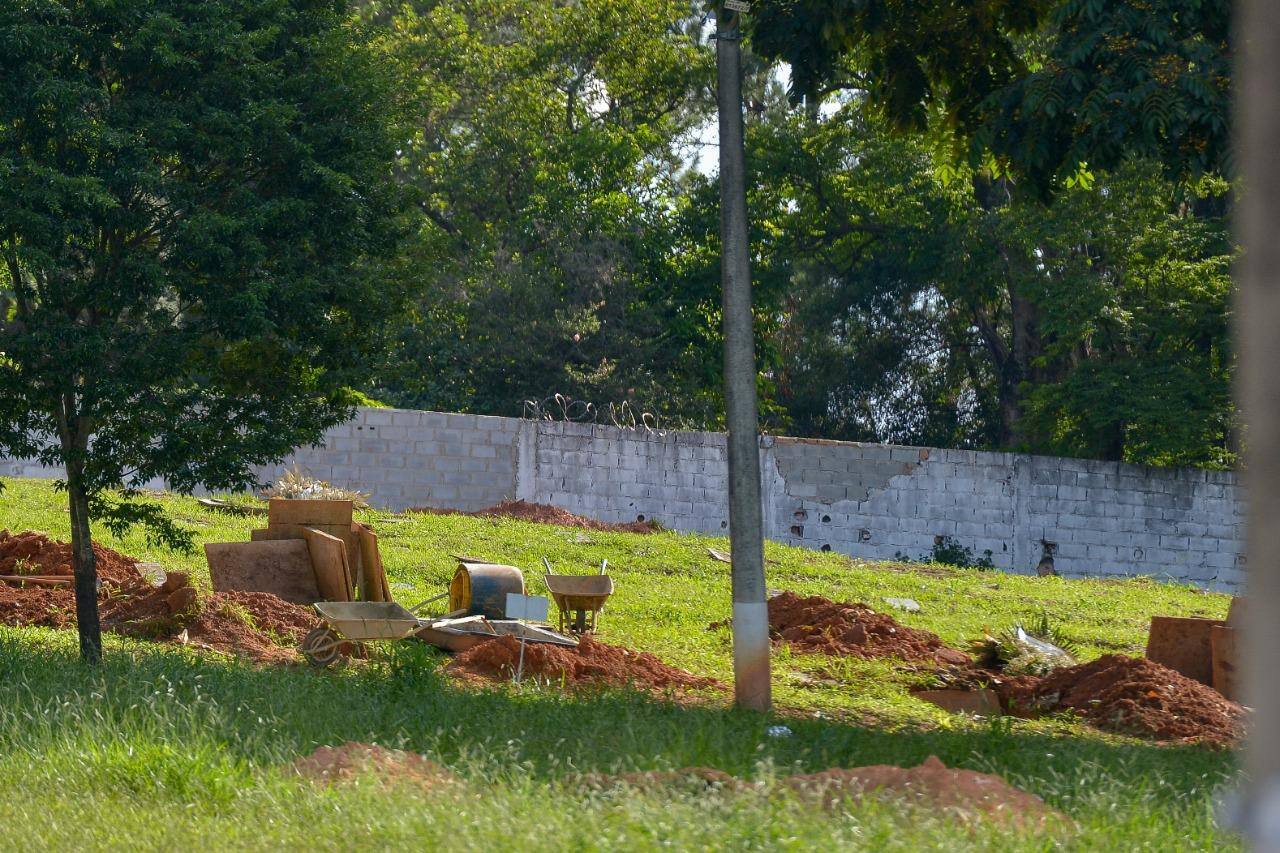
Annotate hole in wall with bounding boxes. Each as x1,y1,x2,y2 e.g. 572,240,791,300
821,544,831,552
858,529,871,543
790,524,804,537
821,514,831,523
720,520,727,529
636,514,645,522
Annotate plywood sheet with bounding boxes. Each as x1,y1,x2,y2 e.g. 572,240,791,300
268,498,353,528
357,525,387,602
302,527,353,602
254,522,362,578
205,540,320,604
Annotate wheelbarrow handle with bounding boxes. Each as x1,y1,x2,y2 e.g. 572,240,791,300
407,591,449,614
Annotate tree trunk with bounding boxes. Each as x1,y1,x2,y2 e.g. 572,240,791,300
716,4,770,712
1005,286,1042,447
65,465,102,664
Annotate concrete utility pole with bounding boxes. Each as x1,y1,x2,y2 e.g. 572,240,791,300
715,1,771,712
1237,1,1280,847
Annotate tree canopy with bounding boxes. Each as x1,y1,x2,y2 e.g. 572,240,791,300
0,0,407,660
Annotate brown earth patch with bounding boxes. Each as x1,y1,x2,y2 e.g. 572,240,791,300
1033,654,1245,747
0,532,315,664
767,591,970,666
0,529,141,584
446,634,721,692
289,742,457,790
408,499,659,534
784,755,1067,829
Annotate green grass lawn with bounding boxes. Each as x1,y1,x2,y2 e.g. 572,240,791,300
0,477,1241,850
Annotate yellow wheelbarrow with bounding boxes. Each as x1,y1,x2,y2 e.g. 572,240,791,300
542,558,614,634
300,600,427,667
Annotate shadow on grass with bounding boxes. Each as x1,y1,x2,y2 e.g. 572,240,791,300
0,628,1237,810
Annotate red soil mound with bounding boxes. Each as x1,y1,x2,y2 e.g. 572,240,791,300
0,532,315,664
785,755,1066,828
409,499,659,534
447,634,721,691
289,742,457,790
767,591,970,666
1034,654,1245,747
0,529,140,584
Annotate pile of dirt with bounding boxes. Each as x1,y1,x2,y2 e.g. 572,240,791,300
0,529,141,584
767,591,970,666
289,742,457,790
0,531,315,664
409,499,659,534
174,593,317,664
1033,654,1245,747
785,755,1066,828
446,634,721,692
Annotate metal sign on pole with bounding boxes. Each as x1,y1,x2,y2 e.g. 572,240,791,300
505,592,550,683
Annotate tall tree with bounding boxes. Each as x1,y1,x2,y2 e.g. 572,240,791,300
0,0,406,662
364,0,713,419
737,107,1235,466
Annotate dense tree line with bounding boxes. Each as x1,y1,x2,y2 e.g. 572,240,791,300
356,0,1234,468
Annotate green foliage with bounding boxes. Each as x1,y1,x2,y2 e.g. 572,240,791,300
736,103,1235,466
748,0,1051,133
363,0,717,421
0,0,407,541
977,0,1232,189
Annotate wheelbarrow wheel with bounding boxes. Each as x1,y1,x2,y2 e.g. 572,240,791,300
301,626,343,668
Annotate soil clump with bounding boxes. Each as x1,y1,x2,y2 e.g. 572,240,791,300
447,634,721,691
409,499,659,534
289,742,457,790
1033,654,1244,747
785,755,1066,828
0,529,140,584
0,531,315,664
767,591,970,666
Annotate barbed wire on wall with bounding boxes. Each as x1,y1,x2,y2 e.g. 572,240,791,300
521,393,664,435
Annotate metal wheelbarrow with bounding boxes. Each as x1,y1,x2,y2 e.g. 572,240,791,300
300,600,425,667
542,559,614,634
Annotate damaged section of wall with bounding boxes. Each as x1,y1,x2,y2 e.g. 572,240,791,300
0,406,1245,591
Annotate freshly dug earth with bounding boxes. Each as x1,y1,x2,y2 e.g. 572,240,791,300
0,530,140,584
289,742,457,790
410,499,659,534
785,755,1066,829
767,591,970,666
447,634,721,691
0,532,314,664
1034,654,1245,747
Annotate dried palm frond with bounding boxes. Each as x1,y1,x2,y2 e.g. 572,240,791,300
263,464,370,508
968,612,1079,676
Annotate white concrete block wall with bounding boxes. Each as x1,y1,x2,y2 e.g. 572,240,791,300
255,408,520,512
0,406,1247,591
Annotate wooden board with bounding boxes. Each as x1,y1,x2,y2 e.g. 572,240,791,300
205,540,320,604
252,522,362,580
357,525,388,602
268,498,353,528
302,527,353,602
